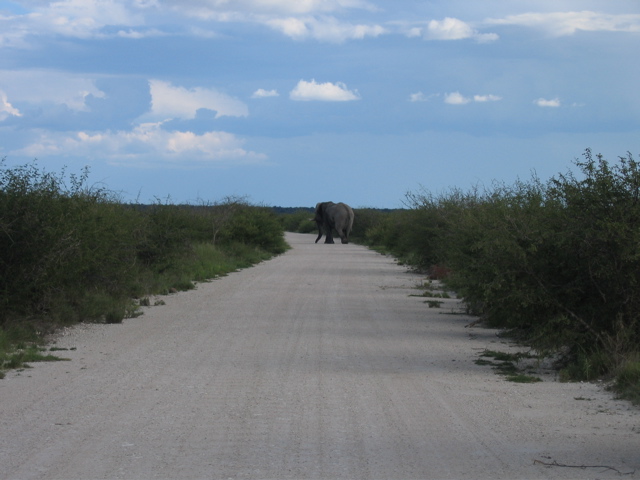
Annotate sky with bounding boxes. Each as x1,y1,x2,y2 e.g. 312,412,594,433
1,1,639,208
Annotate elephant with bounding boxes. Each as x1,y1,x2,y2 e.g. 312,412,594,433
314,201,355,244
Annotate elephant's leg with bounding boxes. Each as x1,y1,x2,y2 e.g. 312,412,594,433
324,229,335,243
336,224,348,244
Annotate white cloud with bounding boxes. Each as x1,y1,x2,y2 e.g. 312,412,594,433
309,17,385,42
116,28,166,39
171,0,378,16
266,17,309,38
0,70,105,111
487,11,640,36
27,0,141,39
266,15,386,42
420,17,498,43
415,91,502,104
409,92,439,102
474,94,502,102
252,89,280,98
290,79,359,101
134,0,159,8
427,17,473,40
147,80,249,120
1,0,383,44
475,32,499,43
444,92,471,105
442,92,502,105
535,97,561,107
0,0,165,45
14,123,267,166
406,27,422,38
12,1,637,50
0,92,22,121
161,0,384,42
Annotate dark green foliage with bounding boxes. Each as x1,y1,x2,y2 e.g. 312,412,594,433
348,208,388,243
135,203,201,267
0,160,286,371
0,162,141,323
476,350,542,383
1,346,69,373
222,205,288,253
357,149,640,399
279,209,316,234
613,359,640,404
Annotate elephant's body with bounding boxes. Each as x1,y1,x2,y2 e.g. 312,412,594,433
314,201,354,244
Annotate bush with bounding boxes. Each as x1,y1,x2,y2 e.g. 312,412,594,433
222,205,288,253
0,160,293,376
348,208,380,242
280,209,316,233
0,162,141,323
0,160,286,328
614,358,640,404
356,149,640,396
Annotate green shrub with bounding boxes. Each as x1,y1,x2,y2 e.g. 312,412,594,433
356,149,640,391
0,160,287,374
280,209,315,233
0,161,141,323
222,205,287,253
614,357,640,404
348,208,386,243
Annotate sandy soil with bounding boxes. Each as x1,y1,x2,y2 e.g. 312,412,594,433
1,232,638,480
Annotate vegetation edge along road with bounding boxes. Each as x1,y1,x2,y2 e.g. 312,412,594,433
0,160,288,376
2,150,639,404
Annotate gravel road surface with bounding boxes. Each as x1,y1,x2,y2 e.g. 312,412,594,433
1,232,638,479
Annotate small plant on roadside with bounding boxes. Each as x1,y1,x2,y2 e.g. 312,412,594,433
613,358,640,405
506,373,543,383
104,310,125,324
418,291,450,299
411,280,451,300
1,344,70,376
476,350,542,383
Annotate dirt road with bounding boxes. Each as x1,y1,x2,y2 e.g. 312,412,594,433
1,232,638,479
